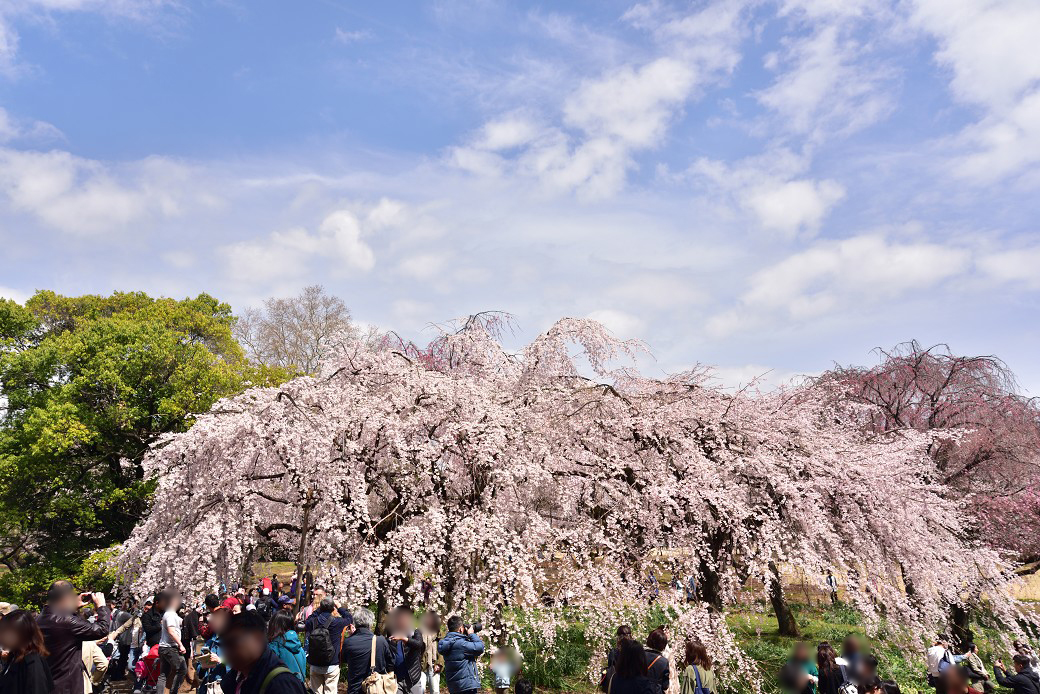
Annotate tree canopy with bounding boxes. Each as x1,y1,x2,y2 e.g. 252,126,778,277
120,316,1026,682
0,290,287,600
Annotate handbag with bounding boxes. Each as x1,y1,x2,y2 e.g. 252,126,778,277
362,635,399,694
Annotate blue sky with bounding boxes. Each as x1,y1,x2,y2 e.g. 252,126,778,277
1,0,1038,391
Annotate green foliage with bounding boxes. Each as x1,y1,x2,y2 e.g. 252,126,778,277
509,609,593,690
0,290,288,598
728,602,932,694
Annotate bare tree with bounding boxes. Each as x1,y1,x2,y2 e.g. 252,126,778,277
234,285,372,374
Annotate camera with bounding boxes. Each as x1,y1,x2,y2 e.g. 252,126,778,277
467,622,483,633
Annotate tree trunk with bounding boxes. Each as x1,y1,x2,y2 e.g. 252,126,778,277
949,604,974,650
293,489,314,607
768,561,801,637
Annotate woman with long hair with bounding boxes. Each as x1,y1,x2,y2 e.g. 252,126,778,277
606,638,655,694
679,640,717,694
266,611,306,681
0,609,55,694
608,625,635,668
817,642,847,694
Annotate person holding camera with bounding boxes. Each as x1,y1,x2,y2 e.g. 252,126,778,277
36,580,111,694
438,616,485,694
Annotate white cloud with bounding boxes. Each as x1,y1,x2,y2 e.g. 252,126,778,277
756,22,895,139
0,107,62,143
978,246,1040,289
606,273,706,311
1,1,179,76
691,148,845,238
398,252,448,280
743,178,846,236
912,0,1040,181
221,206,379,286
0,148,191,234
586,308,645,338
0,285,28,303
708,234,972,336
334,27,370,44
450,1,748,198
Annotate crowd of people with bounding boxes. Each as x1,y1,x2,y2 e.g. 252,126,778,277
0,578,525,694
2,577,1040,694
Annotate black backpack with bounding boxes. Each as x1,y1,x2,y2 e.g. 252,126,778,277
308,614,336,666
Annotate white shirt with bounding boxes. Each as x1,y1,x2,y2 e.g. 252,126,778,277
159,609,182,648
926,645,948,677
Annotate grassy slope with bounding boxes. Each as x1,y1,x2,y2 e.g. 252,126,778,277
527,600,1020,694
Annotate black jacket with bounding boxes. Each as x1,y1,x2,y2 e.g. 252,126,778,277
220,648,305,694
644,649,669,694
341,628,393,694
391,629,425,689
605,674,657,694
37,605,111,694
818,666,847,694
141,608,163,647
0,652,55,694
994,667,1040,694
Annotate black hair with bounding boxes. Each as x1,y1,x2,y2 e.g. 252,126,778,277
881,681,902,694
225,609,268,634
46,580,76,603
1014,654,1032,669
615,638,647,679
818,642,839,675
646,627,668,652
268,611,295,641
205,594,220,610
515,679,533,694
446,615,464,633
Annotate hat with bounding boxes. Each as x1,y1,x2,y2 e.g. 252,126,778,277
278,595,295,606
0,602,15,615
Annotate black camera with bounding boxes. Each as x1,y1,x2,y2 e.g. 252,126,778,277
470,621,483,633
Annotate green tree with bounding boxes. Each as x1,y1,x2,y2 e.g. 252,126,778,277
0,290,286,603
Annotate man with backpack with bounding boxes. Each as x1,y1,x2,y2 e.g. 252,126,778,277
304,597,353,694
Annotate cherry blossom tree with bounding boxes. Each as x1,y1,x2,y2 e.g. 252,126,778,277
119,320,1028,685
819,341,1040,643
822,341,1040,497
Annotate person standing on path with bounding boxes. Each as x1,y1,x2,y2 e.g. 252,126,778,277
37,581,111,694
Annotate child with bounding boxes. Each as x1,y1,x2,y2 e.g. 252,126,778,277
491,648,516,694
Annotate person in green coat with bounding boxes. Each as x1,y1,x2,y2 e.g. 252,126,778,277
785,642,819,694
267,612,307,681
679,640,718,694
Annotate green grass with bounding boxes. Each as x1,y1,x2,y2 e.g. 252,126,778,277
727,602,931,694
506,600,1027,694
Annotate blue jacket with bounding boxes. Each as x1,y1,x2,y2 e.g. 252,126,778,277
268,631,307,682
438,631,485,694
196,634,228,691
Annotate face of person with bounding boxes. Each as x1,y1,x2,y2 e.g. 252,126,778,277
169,595,181,611
208,610,229,634
313,588,325,605
0,625,13,650
394,612,413,634
222,628,266,673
